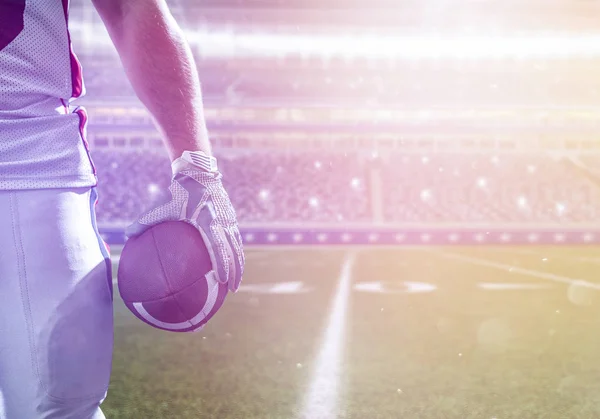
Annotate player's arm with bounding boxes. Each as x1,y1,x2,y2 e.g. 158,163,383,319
91,0,210,161
92,0,244,293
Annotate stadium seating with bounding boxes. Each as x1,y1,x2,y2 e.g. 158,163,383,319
91,148,600,226
93,149,371,225
381,153,600,224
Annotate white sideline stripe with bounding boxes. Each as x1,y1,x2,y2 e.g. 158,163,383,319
440,251,600,290
299,252,356,419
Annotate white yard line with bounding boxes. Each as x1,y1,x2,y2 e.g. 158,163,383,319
439,251,600,290
298,252,356,419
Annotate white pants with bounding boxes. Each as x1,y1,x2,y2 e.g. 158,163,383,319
0,187,113,419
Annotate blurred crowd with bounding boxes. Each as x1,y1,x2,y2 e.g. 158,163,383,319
92,149,600,227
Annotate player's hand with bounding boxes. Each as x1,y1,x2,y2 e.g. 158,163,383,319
125,151,245,293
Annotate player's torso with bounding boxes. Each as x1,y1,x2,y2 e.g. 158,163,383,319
0,0,96,190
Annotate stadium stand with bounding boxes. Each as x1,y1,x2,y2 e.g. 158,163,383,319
92,148,600,227
381,153,600,224
93,149,371,226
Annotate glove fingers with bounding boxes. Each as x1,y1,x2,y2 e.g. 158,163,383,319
233,228,244,268
199,224,230,288
126,183,183,238
224,227,244,292
214,224,237,290
232,227,245,285
194,205,228,286
125,207,179,238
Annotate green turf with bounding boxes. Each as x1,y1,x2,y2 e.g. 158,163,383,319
103,245,600,418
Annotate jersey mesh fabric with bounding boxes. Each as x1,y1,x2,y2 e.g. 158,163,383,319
0,0,97,190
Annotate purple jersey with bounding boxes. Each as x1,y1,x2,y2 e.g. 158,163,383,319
0,0,96,189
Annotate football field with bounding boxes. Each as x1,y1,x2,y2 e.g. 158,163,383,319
103,245,600,419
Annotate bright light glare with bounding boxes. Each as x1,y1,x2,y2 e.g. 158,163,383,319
259,189,270,200
190,33,600,59
68,21,600,59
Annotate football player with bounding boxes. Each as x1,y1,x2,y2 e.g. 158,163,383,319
0,0,243,418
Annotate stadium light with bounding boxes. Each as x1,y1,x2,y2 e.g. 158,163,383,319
259,189,270,200
147,183,160,195
68,20,600,59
